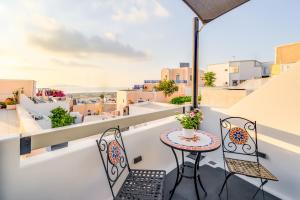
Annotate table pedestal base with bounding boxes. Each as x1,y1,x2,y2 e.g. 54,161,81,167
169,148,207,200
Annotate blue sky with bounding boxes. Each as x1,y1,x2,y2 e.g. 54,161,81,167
0,0,299,88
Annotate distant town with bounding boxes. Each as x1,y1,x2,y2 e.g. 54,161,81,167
0,41,299,155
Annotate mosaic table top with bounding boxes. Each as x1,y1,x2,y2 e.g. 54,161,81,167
160,129,221,152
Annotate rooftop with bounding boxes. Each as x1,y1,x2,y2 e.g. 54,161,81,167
0,1,299,200
131,102,175,110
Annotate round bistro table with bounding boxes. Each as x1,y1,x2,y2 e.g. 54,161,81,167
160,129,221,200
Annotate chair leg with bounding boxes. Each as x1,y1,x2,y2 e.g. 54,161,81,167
252,179,268,199
218,172,234,196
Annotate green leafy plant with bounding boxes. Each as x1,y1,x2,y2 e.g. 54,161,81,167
155,80,178,97
5,98,17,105
170,96,202,105
49,107,75,128
198,95,202,102
176,110,203,129
170,96,191,105
0,102,6,109
6,100,17,105
204,71,216,87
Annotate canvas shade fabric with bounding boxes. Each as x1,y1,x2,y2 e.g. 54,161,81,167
183,0,250,24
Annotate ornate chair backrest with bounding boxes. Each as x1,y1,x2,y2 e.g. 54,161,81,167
96,127,130,198
220,117,259,162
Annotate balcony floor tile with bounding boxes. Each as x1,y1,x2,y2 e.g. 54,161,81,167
164,163,280,200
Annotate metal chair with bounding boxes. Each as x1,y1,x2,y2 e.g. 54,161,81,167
219,117,278,199
96,127,166,200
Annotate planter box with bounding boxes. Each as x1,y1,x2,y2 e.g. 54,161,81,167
6,105,16,110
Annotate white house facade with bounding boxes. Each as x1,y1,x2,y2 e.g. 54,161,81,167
207,60,266,87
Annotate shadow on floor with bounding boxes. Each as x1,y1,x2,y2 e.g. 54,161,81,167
164,163,280,200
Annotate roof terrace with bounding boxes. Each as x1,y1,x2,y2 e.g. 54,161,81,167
1,1,299,200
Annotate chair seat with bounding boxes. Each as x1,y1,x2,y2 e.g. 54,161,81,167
225,158,278,181
116,169,166,200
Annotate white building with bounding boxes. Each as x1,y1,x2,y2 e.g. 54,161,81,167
207,60,268,87
19,94,70,117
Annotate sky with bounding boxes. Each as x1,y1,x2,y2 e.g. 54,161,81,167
0,0,300,88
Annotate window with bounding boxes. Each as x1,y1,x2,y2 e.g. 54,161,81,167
176,75,180,81
232,80,239,86
229,65,239,73
190,75,192,81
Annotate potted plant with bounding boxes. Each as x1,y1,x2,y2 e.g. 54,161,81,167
176,110,203,138
0,102,6,109
5,98,17,110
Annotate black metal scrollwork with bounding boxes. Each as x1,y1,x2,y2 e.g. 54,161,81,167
96,127,130,189
226,141,237,152
220,117,257,156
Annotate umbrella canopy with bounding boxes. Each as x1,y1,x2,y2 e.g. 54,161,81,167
183,0,250,24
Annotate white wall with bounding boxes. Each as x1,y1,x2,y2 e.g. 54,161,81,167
16,105,43,134
208,61,263,87
1,105,299,200
235,78,270,91
229,61,262,85
207,63,229,87
128,102,163,115
0,117,181,200
184,87,249,108
229,62,300,136
116,91,128,115
198,62,300,200
20,94,70,117
200,106,299,200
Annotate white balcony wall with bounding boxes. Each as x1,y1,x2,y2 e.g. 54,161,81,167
0,117,181,200
201,106,299,200
1,106,299,200
16,105,43,134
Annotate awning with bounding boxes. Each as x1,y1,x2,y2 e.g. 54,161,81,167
182,0,250,24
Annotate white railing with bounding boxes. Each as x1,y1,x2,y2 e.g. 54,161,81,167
21,106,185,152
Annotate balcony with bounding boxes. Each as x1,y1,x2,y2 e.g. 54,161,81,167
144,80,161,84
133,85,145,90
175,80,188,84
0,0,299,199
0,104,297,200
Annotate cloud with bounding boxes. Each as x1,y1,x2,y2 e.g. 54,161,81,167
111,0,169,23
154,1,170,17
104,32,118,41
113,7,148,23
29,27,147,59
50,59,103,69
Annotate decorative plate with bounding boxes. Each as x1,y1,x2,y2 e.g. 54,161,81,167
108,140,122,165
229,127,249,145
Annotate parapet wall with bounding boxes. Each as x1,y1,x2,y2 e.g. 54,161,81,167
185,87,249,108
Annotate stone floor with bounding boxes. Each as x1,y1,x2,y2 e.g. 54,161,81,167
164,163,280,200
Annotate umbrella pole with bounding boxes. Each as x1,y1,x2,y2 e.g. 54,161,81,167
192,17,198,109
192,17,205,110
